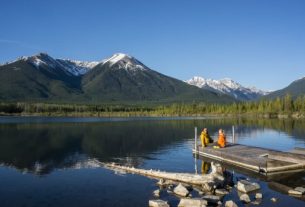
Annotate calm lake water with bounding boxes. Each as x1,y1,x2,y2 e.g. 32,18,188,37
0,116,305,207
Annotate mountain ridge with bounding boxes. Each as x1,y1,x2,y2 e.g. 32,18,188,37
265,77,305,99
0,53,235,104
186,76,269,100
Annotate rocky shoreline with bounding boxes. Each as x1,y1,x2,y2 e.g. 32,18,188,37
104,162,305,207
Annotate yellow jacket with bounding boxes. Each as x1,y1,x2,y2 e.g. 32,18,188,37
200,131,213,147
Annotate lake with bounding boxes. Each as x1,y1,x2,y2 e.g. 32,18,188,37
0,116,305,207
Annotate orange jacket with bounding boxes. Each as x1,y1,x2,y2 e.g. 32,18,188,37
217,133,226,148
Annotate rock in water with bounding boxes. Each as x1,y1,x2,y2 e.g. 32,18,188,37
202,195,221,204
225,200,238,207
178,198,208,207
255,193,262,199
174,183,190,197
215,189,229,195
294,187,305,194
237,180,260,193
153,189,160,197
149,199,170,207
251,200,261,205
271,197,278,202
239,194,251,203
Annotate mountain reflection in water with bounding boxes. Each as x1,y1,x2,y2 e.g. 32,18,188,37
0,118,305,175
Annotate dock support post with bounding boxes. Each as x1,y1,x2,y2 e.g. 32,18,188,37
194,127,198,152
232,125,235,143
194,127,198,174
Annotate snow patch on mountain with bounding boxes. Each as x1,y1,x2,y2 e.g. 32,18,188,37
56,59,99,76
186,76,269,100
4,52,148,75
101,53,147,71
13,53,100,76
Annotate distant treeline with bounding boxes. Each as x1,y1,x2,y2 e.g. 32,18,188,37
1,94,305,117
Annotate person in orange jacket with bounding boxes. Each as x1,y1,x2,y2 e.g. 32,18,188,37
217,129,226,148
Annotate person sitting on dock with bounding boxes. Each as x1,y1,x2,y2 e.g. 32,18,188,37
217,129,226,148
200,128,213,147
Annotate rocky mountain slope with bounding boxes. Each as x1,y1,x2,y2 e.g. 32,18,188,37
186,76,269,100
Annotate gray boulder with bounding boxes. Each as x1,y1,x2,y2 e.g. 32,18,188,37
255,193,262,199
240,194,251,203
178,198,207,207
215,189,229,195
202,195,221,204
225,200,238,207
153,189,160,197
149,199,170,207
174,183,190,197
237,180,260,193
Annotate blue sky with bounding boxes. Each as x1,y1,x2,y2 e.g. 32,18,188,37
1,0,305,91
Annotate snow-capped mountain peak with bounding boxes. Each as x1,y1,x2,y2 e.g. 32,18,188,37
219,78,242,90
186,76,269,100
101,53,148,71
15,53,101,76
4,52,148,75
104,53,130,65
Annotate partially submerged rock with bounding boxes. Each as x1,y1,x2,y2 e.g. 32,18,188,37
225,200,238,207
239,194,251,203
149,199,170,207
174,183,190,197
178,198,207,207
237,180,260,193
202,195,221,204
215,188,229,195
153,189,160,197
255,193,262,199
271,197,278,202
251,200,261,205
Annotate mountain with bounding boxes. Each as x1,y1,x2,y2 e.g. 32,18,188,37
186,76,269,101
0,53,235,104
265,77,305,99
0,53,84,101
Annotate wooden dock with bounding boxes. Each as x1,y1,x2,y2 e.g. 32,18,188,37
192,143,305,174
